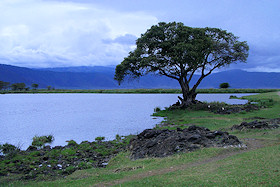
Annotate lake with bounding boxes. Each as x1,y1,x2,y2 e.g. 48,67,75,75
0,93,254,149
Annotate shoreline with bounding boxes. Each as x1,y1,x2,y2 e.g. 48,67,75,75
1,88,279,94
1,92,280,185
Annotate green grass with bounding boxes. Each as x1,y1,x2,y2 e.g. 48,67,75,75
154,92,280,131
1,148,238,186
1,91,280,186
121,144,280,186
1,88,279,94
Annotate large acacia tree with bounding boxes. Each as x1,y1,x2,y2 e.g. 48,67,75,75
114,22,249,108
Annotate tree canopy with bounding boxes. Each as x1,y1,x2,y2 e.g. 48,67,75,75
114,22,249,108
32,83,39,90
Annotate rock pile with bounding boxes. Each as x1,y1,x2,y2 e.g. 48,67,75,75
129,126,243,160
215,104,259,114
231,119,280,130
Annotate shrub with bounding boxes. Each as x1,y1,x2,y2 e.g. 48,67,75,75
115,134,121,141
229,95,238,99
219,82,230,89
154,106,161,112
0,143,20,157
95,136,105,142
32,135,54,148
66,140,78,147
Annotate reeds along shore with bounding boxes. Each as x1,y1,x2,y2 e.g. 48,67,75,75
1,88,279,94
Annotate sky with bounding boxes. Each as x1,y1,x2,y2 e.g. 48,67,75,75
0,0,279,72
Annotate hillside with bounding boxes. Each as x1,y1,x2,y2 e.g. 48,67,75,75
0,64,280,89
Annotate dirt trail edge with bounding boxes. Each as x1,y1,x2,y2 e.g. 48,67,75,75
94,138,269,187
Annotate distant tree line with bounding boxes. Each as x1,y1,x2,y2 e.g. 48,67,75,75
0,81,10,90
0,81,54,91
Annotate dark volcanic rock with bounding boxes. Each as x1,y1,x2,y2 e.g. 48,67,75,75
129,126,242,160
215,104,259,114
231,119,280,130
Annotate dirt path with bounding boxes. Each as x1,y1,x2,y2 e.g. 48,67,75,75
94,138,268,187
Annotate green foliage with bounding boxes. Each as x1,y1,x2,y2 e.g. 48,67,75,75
114,22,249,104
229,95,238,99
95,136,105,142
67,140,78,147
246,97,276,108
31,83,39,90
61,148,76,157
32,135,54,148
78,143,92,152
0,81,10,90
64,166,76,175
78,162,91,169
115,134,121,141
154,106,161,112
0,143,20,157
1,88,279,94
220,82,230,89
11,83,26,91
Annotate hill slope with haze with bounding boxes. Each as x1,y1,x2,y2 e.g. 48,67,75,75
0,64,279,89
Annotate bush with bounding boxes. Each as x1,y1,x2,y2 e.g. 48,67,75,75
219,82,230,89
66,140,78,147
229,95,238,99
32,135,54,148
95,136,105,142
154,106,161,112
115,134,121,141
0,143,20,157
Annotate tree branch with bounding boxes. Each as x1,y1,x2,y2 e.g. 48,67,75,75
159,70,180,80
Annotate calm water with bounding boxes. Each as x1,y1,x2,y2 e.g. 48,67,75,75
0,93,254,149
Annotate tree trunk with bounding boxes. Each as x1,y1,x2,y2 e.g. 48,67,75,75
171,80,198,109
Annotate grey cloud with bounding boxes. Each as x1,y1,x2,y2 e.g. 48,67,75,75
103,34,137,45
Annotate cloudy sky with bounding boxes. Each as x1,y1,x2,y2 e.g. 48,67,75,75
0,0,279,72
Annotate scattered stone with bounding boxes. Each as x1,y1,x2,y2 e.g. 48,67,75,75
101,163,108,166
129,126,243,160
57,164,62,168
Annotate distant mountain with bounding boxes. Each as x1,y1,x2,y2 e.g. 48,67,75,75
0,64,118,89
0,64,280,89
36,66,116,73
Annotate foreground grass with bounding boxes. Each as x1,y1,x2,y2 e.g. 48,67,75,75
1,92,280,186
1,148,243,186
121,144,280,186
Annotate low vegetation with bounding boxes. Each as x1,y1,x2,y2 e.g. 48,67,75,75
31,135,54,148
219,82,230,89
1,88,279,94
0,135,134,182
0,92,280,186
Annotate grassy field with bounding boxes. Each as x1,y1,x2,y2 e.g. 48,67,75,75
1,92,280,186
1,88,279,94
